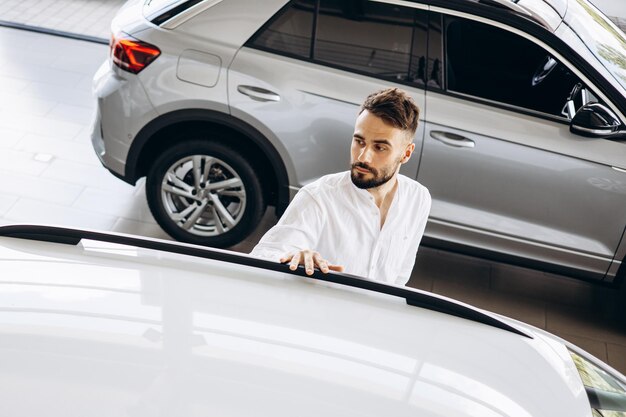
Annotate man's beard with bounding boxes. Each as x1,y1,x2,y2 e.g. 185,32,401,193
350,161,399,189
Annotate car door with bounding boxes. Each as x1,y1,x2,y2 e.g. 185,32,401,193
228,0,429,194
417,11,626,280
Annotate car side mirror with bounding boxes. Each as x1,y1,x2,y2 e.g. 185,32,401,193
570,102,626,139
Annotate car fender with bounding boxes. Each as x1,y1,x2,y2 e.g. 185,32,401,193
126,108,293,215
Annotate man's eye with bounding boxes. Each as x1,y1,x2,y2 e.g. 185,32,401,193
375,145,387,151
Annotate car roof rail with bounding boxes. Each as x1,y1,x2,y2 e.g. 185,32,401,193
476,0,555,30
0,224,532,339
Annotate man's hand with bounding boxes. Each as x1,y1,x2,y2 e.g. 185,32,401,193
280,250,344,276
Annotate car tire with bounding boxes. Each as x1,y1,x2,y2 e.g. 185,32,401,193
146,140,265,248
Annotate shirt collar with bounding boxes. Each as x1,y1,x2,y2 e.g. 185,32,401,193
347,172,403,209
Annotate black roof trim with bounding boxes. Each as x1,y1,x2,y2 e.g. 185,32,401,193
0,224,532,339
148,0,204,26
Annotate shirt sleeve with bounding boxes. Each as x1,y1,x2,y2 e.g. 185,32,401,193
249,188,325,262
397,188,432,285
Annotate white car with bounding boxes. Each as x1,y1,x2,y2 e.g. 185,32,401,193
0,224,625,417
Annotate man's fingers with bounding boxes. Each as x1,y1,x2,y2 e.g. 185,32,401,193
304,251,315,275
283,251,338,275
279,253,293,264
313,253,329,273
289,252,301,271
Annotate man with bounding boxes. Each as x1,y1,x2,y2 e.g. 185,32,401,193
250,88,431,285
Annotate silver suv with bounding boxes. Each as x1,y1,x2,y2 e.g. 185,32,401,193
92,0,626,286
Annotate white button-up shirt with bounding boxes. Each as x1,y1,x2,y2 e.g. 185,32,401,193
250,171,431,285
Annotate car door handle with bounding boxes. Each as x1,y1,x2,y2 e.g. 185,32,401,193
237,85,281,102
430,131,475,148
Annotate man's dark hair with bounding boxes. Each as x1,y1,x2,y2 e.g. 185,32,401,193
359,88,420,139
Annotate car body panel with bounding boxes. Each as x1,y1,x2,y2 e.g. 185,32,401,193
418,92,626,280
92,60,160,177
610,226,626,284
133,27,231,117
517,0,564,31
543,0,568,17
128,0,280,115
0,232,593,417
110,0,146,35
173,0,288,48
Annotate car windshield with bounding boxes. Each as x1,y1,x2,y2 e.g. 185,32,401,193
567,0,626,91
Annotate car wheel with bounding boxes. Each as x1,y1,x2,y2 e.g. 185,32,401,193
146,140,265,248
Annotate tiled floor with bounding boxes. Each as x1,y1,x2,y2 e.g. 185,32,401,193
0,19,625,376
0,0,124,40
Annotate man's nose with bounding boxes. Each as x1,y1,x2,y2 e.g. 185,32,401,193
358,147,373,163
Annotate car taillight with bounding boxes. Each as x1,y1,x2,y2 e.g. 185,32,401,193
110,32,161,74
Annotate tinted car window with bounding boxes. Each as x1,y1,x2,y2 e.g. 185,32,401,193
249,0,316,59
445,16,581,117
314,0,427,85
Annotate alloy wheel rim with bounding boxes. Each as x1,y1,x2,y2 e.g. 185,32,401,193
161,155,247,237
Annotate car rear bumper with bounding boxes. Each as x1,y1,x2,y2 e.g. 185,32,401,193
90,60,158,182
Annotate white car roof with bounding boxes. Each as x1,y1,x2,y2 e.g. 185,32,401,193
0,225,592,417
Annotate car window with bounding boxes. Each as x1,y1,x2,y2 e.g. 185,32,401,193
247,0,428,87
444,16,583,118
314,0,428,85
248,0,316,59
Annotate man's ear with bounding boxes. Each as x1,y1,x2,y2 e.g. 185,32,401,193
402,143,416,163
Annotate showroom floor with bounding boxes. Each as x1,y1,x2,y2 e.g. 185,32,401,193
0,2,624,374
